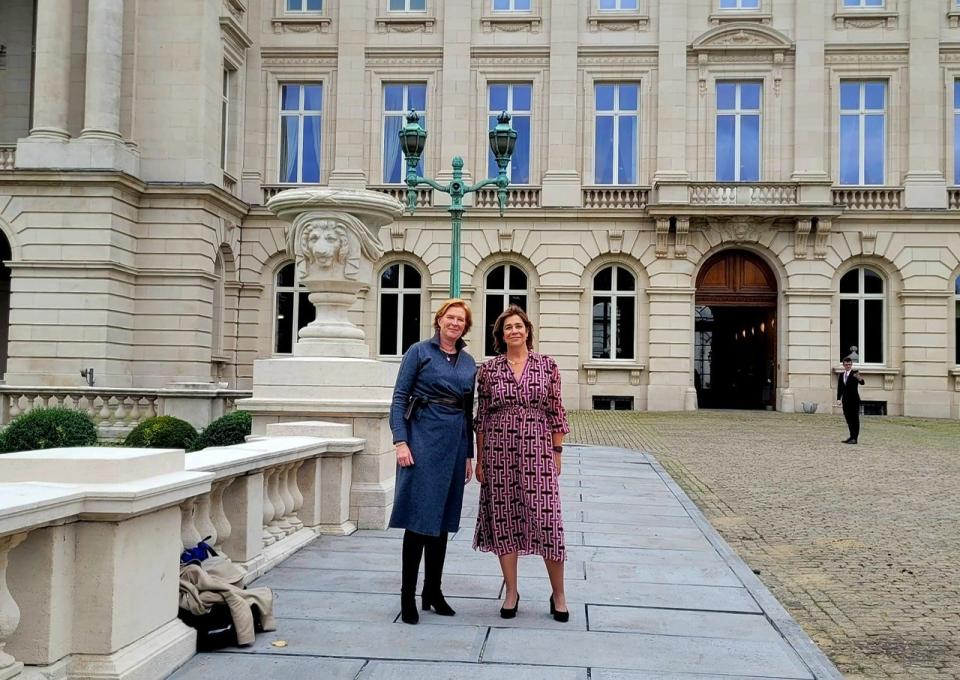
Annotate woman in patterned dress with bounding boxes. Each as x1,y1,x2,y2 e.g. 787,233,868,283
473,304,571,622
389,299,477,625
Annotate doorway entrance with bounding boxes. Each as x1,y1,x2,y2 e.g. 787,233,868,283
694,250,777,410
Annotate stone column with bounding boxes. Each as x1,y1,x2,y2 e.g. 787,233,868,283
328,0,368,188
791,0,832,204
433,3,473,206
903,0,947,209
81,0,124,139
645,286,695,411
27,0,72,139
653,3,688,185
540,0,581,207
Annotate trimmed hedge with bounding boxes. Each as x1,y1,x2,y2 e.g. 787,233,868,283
193,410,252,450
124,415,198,450
0,407,98,453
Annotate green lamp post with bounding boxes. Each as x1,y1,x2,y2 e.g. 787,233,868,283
398,110,517,298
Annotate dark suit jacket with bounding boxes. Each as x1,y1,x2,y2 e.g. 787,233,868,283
837,371,865,407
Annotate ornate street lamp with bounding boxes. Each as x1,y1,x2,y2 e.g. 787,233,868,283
399,110,517,297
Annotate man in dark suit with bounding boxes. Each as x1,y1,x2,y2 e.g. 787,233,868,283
836,354,865,444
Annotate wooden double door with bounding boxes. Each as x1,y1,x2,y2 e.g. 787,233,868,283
694,250,778,410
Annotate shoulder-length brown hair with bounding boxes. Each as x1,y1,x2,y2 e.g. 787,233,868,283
492,304,534,354
433,298,473,335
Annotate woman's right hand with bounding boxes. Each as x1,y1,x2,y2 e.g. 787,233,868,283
474,458,485,484
396,442,414,467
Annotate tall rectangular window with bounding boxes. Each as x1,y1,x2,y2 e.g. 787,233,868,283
286,0,321,10
220,69,231,170
839,80,885,186
493,0,531,10
720,0,760,7
383,83,426,184
954,81,960,184
842,0,883,6
488,83,531,184
599,0,638,9
716,81,761,182
595,83,639,185
279,84,322,184
389,0,426,9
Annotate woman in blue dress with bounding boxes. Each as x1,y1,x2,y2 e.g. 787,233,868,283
389,299,476,624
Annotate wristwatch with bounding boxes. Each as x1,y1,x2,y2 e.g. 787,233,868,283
552,445,563,454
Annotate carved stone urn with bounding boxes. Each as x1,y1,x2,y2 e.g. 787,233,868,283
266,188,403,358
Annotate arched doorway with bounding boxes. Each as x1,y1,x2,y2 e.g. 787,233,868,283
695,250,777,410
0,232,10,379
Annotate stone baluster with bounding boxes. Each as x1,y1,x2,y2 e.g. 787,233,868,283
277,466,296,535
285,461,305,532
194,493,217,548
262,470,277,546
179,499,202,551
267,467,288,539
0,533,28,680
210,479,234,554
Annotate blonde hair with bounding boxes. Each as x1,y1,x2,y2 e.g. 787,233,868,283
433,298,473,335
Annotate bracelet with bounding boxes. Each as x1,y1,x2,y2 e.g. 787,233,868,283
552,445,563,454
394,441,407,446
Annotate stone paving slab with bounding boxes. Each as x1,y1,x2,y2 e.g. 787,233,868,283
168,445,841,680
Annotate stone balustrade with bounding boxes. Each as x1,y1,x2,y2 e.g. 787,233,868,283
688,182,799,206
474,185,542,209
948,187,960,209
832,187,903,211
582,186,650,209
369,185,433,208
0,419,365,680
0,146,14,171
0,385,252,439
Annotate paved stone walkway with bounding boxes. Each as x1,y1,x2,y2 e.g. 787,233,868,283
169,444,839,679
569,411,960,680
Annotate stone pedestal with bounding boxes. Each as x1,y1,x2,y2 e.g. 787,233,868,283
238,188,404,531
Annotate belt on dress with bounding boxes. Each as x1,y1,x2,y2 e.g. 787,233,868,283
404,395,465,420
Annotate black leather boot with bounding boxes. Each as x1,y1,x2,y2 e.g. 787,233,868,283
421,532,455,616
400,530,424,624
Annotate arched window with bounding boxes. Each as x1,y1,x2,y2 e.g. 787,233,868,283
839,266,884,364
955,275,960,365
484,264,528,356
592,264,635,360
212,254,225,357
274,262,316,354
379,262,422,356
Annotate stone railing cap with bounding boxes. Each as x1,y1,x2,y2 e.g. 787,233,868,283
0,447,184,484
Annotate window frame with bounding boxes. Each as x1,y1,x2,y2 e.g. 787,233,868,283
719,0,760,8
594,82,641,186
377,261,424,358
591,264,637,361
483,263,530,357
487,82,534,184
841,0,884,7
272,262,314,355
954,274,960,366
382,83,427,185
838,80,886,186
491,0,531,11
277,82,324,184
598,0,639,10
838,266,886,366
715,80,762,182
388,0,426,9
285,0,323,12
954,79,960,185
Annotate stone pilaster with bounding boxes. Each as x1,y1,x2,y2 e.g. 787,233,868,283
903,0,947,209
81,0,124,139
645,286,694,411
328,0,368,189
901,292,952,418
653,3,688,183
540,0,581,207
791,0,831,204
433,4,473,206
26,0,71,140
782,289,834,410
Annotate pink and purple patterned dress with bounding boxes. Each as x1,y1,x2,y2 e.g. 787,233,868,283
473,352,570,562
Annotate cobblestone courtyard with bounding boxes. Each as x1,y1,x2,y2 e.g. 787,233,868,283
568,410,960,680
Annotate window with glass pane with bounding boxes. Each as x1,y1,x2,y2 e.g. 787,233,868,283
955,275,960,365
592,265,636,360
287,0,322,11
390,0,426,10
221,69,230,170
484,264,528,356
493,0,531,10
842,0,883,6
279,84,323,184
716,81,761,182
839,80,885,186
488,84,532,184
595,83,639,185
379,263,422,356
838,267,885,364
383,84,426,184
954,81,960,184
274,263,316,354
720,0,760,8
599,0,638,9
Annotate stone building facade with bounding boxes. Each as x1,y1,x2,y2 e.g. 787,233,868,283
1,0,959,418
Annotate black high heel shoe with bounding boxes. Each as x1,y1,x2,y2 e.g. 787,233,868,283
400,593,419,625
421,590,456,616
549,595,569,623
500,593,520,619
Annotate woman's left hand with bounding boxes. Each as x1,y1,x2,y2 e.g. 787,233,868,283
465,459,473,483
553,452,562,476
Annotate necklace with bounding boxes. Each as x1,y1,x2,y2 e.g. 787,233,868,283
506,355,527,366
